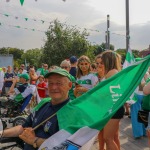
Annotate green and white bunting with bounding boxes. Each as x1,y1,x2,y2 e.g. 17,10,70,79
20,0,24,6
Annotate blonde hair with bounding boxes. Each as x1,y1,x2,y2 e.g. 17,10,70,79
101,50,122,74
76,55,91,79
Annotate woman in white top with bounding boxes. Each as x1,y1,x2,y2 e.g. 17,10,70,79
74,55,98,97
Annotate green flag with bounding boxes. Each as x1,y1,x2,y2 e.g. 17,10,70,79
20,0,24,6
24,18,28,21
4,14,9,17
123,47,135,68
39,55,150,150
123,47,137,104
15,26,21,28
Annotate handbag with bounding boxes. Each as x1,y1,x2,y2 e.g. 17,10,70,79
138,110,149,127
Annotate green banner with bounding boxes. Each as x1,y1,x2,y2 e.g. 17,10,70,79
57,55,150,134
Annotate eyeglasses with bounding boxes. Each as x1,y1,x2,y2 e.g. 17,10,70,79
61,66,69,69
48,82,65,87
44,66,48,67
21,66,25,67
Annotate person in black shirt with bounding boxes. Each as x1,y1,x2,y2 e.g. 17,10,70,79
69,56,77,79
4,66,14,95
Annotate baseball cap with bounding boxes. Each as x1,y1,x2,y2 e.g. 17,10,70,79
19,73,30,80
69,56,77,63
44,68,71,80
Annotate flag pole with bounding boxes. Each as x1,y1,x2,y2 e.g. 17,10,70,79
32,113,56,131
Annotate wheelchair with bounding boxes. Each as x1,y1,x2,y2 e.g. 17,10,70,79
0,89,39,149
0,95,32,128
0,117,24,150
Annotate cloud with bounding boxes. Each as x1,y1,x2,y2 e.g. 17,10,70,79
0,0,150,51
87,21,150,50
130,23,150,50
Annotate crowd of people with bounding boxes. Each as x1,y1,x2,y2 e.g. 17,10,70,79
0,50,150,150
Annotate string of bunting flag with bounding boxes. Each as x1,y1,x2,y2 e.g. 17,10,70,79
0,21,45,33
6,0,65,6
0,11,126,37
0,12,50,24
0,20,126,38
0,12,103,33
6,0,37,6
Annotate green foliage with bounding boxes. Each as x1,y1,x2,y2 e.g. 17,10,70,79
116,49,140,64
42,20,90,66
0,47,10,54
0,47,24,67
93,43,115,56
132,50,140,58
85,45,96,63
9,48,24,60
21,48,42,68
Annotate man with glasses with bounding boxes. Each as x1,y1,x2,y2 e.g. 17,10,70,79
20,64,27,74
1,68,72,150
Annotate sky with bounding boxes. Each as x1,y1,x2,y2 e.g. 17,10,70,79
0,0,150,51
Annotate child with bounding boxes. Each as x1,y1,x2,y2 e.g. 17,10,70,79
37,75,46,99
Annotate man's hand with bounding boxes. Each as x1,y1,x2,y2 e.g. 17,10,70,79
19,128,37,145
12,77,18,84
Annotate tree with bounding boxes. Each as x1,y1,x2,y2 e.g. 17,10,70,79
0,47,24,67
21,48,42,68
93,43,115,56
41,20,90,66
116,49,140,64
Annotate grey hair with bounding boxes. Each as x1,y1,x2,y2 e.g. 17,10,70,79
60,60,71,68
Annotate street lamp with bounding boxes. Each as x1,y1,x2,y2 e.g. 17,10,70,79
105,15,110,50
126,0,130,51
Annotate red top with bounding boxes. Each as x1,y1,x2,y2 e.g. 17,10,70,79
37,81,46,98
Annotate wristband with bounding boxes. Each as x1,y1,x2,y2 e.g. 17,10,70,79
33,137,39,148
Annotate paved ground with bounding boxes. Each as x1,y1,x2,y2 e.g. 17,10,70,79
91,116,149,150
0,116,150,150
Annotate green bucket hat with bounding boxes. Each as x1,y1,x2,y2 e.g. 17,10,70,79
44,68,71,80
19,73,30,80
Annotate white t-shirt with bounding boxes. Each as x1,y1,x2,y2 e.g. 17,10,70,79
76,73,98,90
